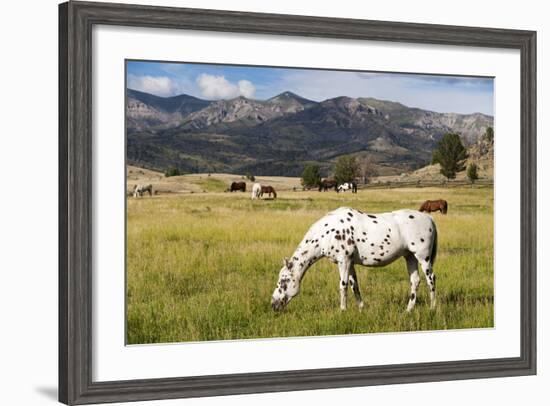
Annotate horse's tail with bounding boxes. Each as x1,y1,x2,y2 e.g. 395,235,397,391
430,221,438,265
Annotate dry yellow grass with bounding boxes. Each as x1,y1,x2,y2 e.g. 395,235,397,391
127,183,494,344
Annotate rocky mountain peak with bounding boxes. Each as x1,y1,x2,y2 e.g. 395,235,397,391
127,89,494,177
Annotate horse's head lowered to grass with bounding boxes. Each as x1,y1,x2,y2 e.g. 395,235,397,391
271,257,302,311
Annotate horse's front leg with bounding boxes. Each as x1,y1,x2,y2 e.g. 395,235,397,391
349,264,364,310
338,258,351,310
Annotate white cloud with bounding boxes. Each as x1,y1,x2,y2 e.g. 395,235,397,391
127,74,178,97
237,80,255,98
196,74,256,99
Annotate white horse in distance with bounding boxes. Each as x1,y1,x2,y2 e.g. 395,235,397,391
271,207,438,312
251,183,262,200
337,181,357,193
133,184,153,197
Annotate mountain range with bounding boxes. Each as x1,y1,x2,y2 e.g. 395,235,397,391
126,88,493,176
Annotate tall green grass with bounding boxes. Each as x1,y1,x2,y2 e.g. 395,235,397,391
127,186,494,344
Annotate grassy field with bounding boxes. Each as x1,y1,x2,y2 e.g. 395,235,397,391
126,184,494,344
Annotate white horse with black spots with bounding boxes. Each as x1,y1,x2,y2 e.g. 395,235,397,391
271,207,437,312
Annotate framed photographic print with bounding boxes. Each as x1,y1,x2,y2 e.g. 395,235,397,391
59,1,537,404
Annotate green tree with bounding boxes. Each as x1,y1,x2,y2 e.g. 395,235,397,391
164,167,181,177
432,133,469,180
467,163,479,184
334,155,360,184
245,173,255,182
483,126,494,143
301,164,322,189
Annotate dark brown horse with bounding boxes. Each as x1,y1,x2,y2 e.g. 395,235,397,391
419,199,448,214
230,181,246,192
260,185,277,199
318,178,337,192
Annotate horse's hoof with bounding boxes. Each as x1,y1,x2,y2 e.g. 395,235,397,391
358,302,365,311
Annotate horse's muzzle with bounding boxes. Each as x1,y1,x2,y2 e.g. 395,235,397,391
271,298,285,312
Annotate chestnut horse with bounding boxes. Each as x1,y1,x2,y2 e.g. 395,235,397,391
260,185,277,199
419,199,448,214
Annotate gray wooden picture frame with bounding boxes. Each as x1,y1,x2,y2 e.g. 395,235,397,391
59,1,537,404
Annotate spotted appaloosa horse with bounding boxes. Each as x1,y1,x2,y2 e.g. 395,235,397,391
271,207,438,312
419,199,448,214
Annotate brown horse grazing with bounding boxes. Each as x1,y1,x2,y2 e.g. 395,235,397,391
260,185,277,199
318,178,337,192
419,199,448,214
230,181,246,192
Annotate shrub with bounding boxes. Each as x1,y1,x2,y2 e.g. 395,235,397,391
301,164,322,188
467,163,479,184
165,167,182,177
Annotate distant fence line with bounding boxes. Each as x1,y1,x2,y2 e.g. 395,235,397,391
360,178,493,189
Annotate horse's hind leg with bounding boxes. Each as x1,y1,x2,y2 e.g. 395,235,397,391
405,253,420,312
418,258,436,309
348,264,364,310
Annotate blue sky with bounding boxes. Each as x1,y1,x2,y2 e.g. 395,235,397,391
127,60,494,115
